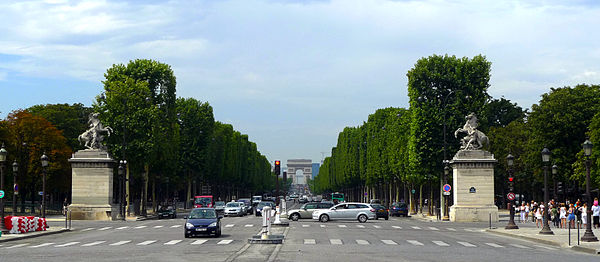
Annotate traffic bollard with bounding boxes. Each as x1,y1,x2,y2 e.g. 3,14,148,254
261,206,271,239
577,220,580,246
569,222,571,246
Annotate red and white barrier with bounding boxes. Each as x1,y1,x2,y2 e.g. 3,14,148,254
3,216,47,234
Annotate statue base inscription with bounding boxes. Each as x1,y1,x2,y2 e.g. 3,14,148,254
68,149,116,220
449,150,498,222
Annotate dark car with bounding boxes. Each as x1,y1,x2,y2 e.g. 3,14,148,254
184,208,222,238
157,205,177,219
237,198,253,214
371,204,389,220
390,202,409,217
255,201,275,217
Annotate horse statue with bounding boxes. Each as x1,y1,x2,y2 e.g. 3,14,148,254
78,113,112,150
454,113,489,150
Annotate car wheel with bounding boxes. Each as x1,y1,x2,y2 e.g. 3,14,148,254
358,214,368,223
184,233,190,238
375,216,378,220
319,214,329,223
290,213,300,221
385,216,389,220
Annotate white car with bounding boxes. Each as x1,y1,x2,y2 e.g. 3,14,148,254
224,202,245,217
312,202,376,223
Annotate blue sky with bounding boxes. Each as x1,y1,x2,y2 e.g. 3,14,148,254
1,0,600,167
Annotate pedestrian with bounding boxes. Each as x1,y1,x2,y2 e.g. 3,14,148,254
520,202,526,223
535,205,543,228
568,203,576,229
62,197,69,216
525,203,530,222
592,198,600,229
551,204,559,228
581,203,588,229
560,203,567,229
532,202,538,223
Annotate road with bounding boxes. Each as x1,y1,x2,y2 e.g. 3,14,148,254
1,201,598,262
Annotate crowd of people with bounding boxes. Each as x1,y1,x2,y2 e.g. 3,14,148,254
516,198,600,229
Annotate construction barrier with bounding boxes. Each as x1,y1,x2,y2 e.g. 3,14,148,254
3,216,47,234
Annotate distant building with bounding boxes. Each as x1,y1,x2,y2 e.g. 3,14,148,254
312,163,320,178
287,159,312,185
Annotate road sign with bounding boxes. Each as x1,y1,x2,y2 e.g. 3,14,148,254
14,184,18,192
442,184,451,192
38,191,44,196
507,192,515,201
0,190,4,199
411,189,415,194
443,191,451,196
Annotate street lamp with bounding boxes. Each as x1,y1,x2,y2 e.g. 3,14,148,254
552,164,558,200
443,162,450,221
0,143,7,230
581,139,598,242
539,147,553,235
12,161,18,217
505,154,518,229
41,152,49,219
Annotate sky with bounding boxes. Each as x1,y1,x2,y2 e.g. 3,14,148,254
1,0,600,168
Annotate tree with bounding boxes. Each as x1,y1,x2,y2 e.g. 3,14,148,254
27,103,92,152
479,97,526,133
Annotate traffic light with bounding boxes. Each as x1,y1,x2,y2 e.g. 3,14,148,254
508,176,514,192
274,160,281,176
557,182,563,193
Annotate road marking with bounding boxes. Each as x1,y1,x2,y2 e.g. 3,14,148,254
428,227,439,231
225,224,235,228
137,240,157,246
485,243,504,248
330,239,343,245
82,227,95,232
82,241,106,247
510,244,530,249
244,224,253,227
338,225,347,228
29,243,54,248
217,240,233,245
109,240,131,246
392,226,402,229
191,240,207,245
170,225,181,228
302,224,310,228
457,241,476,247
534,245,557,250
116,226,129,230
164,240,182,245
446,228,457,231
304,239,316,245
411,226,421,230
381,240,398,245
407,240,424,246
134,226,147,229
55,242,80,247
320,225,326,228
98,227,112,231
6,243,29,249
357,225,365,228
432,240,449,246
356,239,369,245
373,225,381,229
153,225,163,229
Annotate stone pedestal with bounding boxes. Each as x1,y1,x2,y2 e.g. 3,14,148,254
449,150,498,222
68,149,116,220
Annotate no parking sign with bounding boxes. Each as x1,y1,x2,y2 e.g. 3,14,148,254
0,190,4,199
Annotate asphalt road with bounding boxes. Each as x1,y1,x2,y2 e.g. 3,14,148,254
1,201,598,262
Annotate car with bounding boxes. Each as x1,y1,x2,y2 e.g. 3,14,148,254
390,202,409,217
214,201,226,215
184,208,222,238
224,202,245,217
298,197,308,204
369,199,381,204
288,202,334,221
312,202,376,223
370,204,389,220
237,198,252,214
252,195,262,206
157,205,177,219
255,201,275,216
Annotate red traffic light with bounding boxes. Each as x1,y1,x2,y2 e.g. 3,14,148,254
508,177,514,182
275,160,280,166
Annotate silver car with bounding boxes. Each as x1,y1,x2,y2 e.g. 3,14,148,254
288,202,334,221
224,202,244,217
312,202,376,223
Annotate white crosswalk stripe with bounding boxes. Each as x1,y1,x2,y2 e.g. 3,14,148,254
217,240,233,245
82,241,106,247
134,226,147,229
485,243,504,248
164,240,182,245
534,245,557,250
428,227,439,231
56,242,80,247
432,240,449,246
392,226,402,229
6,243,30,249
137,240,157,246
244,224,253,227
171,225,181,228
225,224,234,228
82,228,95,232
510,244,530,249
29,243,54,248
407,240,424,246
446,228,457,231
356,239,369,245
330,239,343,245
357,225,365,228
381,240,397,245
338,225,347,228
153,225,163,229
411,226,421,230
98,227,111,231
116,226,129,230
302,224,310,228
373,225,381,229
304,239,316,244
320,225,326,228
191,240,207,245
457,241,476,247
109,240,131,246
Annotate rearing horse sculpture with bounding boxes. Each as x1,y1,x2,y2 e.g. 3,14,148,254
454,113,489,150
78,113,112,150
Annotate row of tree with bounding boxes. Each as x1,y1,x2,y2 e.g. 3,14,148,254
313,54,600,213
0,59,275,215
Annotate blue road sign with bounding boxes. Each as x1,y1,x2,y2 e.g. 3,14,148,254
0,190,5,199
443,184,451,192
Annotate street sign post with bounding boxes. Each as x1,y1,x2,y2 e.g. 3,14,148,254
507,192,515,201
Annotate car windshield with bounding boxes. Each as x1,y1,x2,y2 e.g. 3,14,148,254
195,197,212,206
215,201,225,206
372,204,384,209
189,209,217,219
258,202,273,208
226,202,240,207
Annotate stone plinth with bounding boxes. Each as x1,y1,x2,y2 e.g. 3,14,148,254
68,149,116,220
449,150,498,222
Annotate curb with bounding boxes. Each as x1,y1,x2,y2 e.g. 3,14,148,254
485,229,600,255
0,228,71,243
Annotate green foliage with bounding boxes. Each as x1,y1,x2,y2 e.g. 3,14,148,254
27,103,92,151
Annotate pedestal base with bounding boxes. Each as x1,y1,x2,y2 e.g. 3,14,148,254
69,204,113,220
450,205,498,222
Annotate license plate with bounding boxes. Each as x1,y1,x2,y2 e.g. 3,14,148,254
196,228,206,231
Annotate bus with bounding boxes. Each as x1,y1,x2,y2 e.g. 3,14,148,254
331,192,344,204
194,195,213,208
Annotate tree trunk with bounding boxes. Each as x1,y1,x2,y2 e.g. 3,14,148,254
419,184,423,214
409,184,415,214
152,178,156,213
141,164,149,216
429,182,434,216
186,178,192,209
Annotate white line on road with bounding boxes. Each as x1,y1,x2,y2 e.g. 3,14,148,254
302,224,310,228
137,240,157,246
153,225,163,229
98,227,112,231
116,226,129,230
82,228,95,232
134,226,147,229
320,225,326,228
446,228,457,231
534,245,557,250
6,243,29,249
217,240,233,245
392,226,402,229
170,225,181,228
225,224,234,228
428,227,439,231
411,226,421,230
29,243,54,248
356,239,369,245
244,224,253,227
82,241,106,247
304,239,316,245
381,240,397,245
357,225,365,228
337,225,347,228
164,240,182,245
55,242,80,247
109,240,131,246
330,239,343,245
407,240,424,246
191,240,207,245
432,241,449,246
485,243,504,248
373,225,381,229
457,241,476,247
510,244,530,249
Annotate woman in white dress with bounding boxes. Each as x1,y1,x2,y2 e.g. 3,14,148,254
560,203,567,229
520,203,526,223
581,203,588,228
535,205,543,228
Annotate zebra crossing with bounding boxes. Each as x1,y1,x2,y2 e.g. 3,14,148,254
3,239,237,250
291,223,478,232
79,223,257,233
292,238,557,250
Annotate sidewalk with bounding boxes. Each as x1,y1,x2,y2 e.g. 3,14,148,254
487,226,600,255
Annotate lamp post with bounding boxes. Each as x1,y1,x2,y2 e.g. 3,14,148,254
539,147,553,234
12,161,18,217
41,152,49,219
505,154,518,229
118,161,125,220
443,162,450,221
581,139,598,242
552,164,558,201
0,143,7,230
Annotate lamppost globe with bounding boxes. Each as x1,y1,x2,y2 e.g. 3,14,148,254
552,164,558,175
541,147,551,163
12,161,18,172
0,143,7,162
41,153,49,167
444,165,450,176
583,139,592,157
118,163,124,176
506,154,514,167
